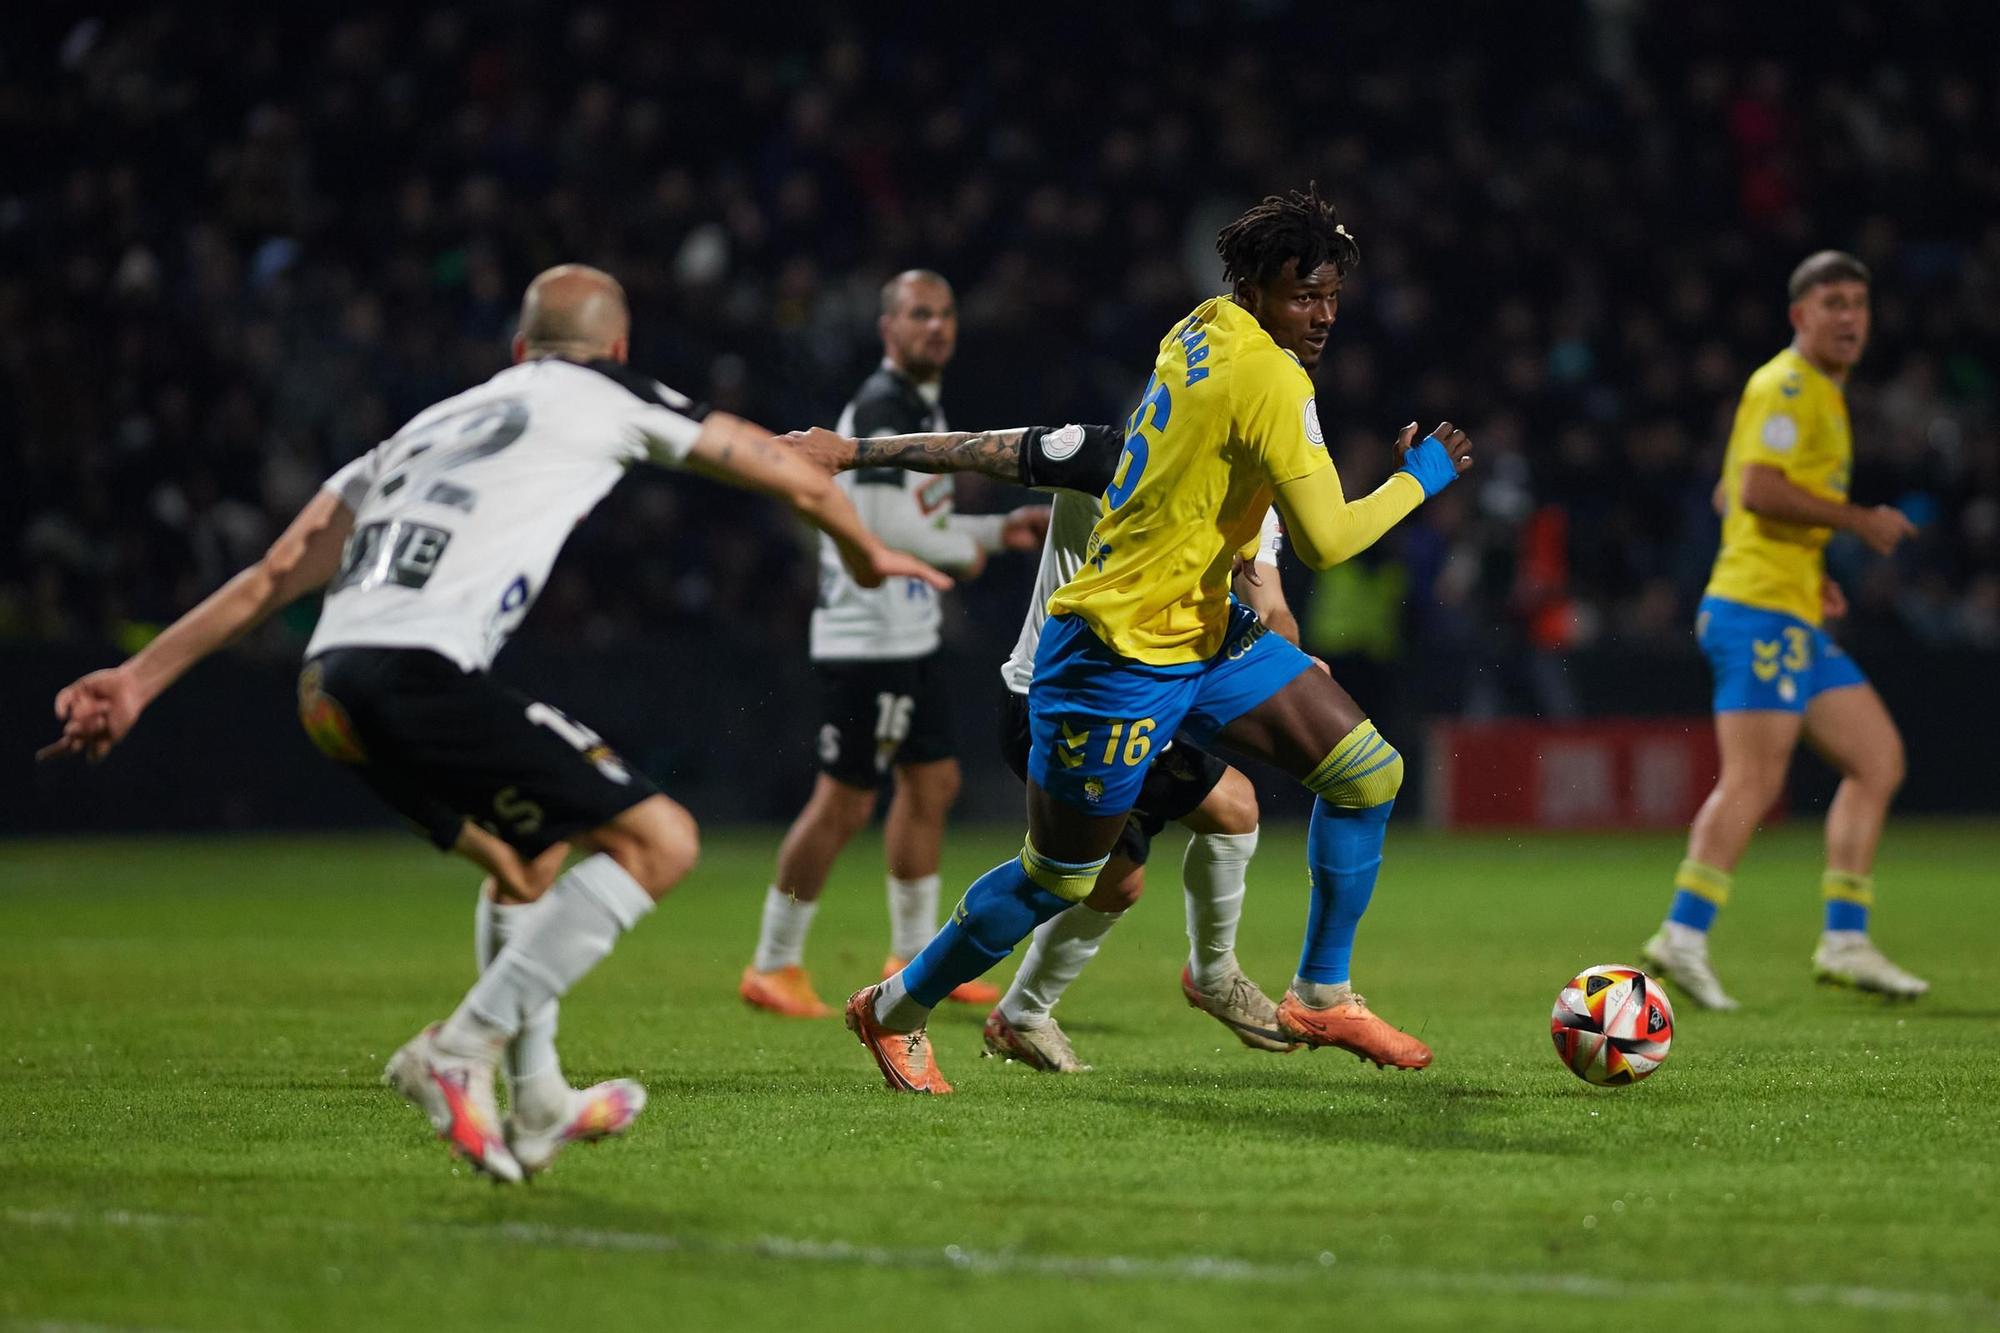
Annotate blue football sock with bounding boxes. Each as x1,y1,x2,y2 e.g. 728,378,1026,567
903,854,1073,1008
1821,870,1872,933
1297,797,1394,986
1666,859,1731,933
1666,889,1720,932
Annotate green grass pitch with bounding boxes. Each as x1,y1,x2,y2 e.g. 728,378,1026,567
3,821,1997,1331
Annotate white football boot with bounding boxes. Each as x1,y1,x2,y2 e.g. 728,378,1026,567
982,1008,1091,1073
1640,926,1741,1011
1812,932,1930,999
505,1078,649,1176
383,1024,523,1183
1181,964,1299,1051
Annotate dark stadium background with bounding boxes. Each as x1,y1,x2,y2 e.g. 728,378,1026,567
5,1,1995,835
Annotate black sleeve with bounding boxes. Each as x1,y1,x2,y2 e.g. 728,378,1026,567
583,358,712,420
1019,424,1125,495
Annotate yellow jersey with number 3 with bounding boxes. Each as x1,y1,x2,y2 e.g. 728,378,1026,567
1705,346,1853,625
1047,295,1331,664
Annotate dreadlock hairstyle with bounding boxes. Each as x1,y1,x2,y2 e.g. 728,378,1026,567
1215,183,1361,293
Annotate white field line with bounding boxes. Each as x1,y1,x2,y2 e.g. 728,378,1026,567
6,1207,1996,1323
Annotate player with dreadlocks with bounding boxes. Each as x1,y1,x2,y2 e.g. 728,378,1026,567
845,185,1475,1092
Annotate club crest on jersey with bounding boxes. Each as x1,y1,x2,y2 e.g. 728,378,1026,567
915,475,953,516
1083,777,1105,803
1304,398,1325,448
1040,424,1087,461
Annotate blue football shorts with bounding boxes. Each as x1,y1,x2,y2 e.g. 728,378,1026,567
1696,594,1868,713
1027,601,1313,813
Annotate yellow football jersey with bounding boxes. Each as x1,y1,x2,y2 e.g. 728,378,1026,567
1705,346,1853,624
1047,295,1331,663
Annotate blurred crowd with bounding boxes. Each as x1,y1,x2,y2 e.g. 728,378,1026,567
5,1,1997,701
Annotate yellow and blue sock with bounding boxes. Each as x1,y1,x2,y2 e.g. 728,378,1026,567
1666,859,1732,933
1822,870,1873,933
901,842,1105,1008
1297,721,1404,986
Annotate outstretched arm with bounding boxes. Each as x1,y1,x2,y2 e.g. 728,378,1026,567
783,423,1127,502
852,427,1032,479
683,412,952,591
41,488,354,761
784,426,1030,481
1274,422,1472,571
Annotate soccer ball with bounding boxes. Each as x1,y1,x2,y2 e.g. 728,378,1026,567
1549,964,1675,1086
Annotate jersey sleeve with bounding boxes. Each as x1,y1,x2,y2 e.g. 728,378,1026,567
1235,351,1331,486
581,359,710,465
1018,423,1123,495
322,447,382,512
1731,374,1810,480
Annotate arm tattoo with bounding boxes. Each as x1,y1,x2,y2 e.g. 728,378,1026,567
849,428,1027,479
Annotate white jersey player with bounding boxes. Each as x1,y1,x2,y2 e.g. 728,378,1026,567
309,355,712,672
741,270,1044,1021
781,420,1303,1072
39,265,950,1183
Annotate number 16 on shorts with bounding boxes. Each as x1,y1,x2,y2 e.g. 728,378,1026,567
1044,714,1155,807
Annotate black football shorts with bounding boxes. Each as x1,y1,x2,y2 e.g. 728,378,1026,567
298,646,657,856
811,651,956,788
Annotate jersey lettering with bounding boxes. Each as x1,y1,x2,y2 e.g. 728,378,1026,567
332,519,454,593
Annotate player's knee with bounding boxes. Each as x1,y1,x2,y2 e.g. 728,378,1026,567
1861,733,1906,795
1202,769,1260,836
1718,758,1787,806
1305,720,1403,810
1019,838,1111,905
812,779,878,836
1084,861,1144,913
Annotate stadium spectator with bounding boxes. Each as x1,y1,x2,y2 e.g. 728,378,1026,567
3,3,1995,683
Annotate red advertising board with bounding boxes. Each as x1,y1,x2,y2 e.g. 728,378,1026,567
1425,719,1736,829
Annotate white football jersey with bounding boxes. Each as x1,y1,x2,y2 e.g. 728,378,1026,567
307,357,705,672
809,364,1003,662
1001,499,1282,695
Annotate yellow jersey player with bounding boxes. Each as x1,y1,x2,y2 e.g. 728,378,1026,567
1642,251,1927,1009
843,186,1471,1092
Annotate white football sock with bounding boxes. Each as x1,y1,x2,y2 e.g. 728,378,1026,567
998,905,1124,1027
475,894,570,1126
1184,828,1258,988
886,873,941,960
1664,921,1710,949
438,855,654,1060
871,969,933,1031
1290,978,1354,1008
752,886,819,972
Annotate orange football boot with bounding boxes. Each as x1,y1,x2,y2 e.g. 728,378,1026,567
739,964,832,1018
845,986,953,1094
1275,990,1432,1070
882,955,999,1006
